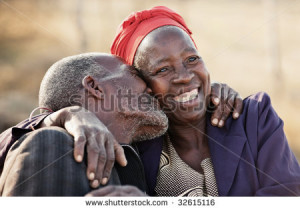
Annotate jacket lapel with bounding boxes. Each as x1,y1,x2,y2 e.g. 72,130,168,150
138,117,247,196
136,136,163,195
207,122,247,196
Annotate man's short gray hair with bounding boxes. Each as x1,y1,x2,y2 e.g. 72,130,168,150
39,53,108,111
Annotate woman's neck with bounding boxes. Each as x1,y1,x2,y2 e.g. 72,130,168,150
168,117,207,151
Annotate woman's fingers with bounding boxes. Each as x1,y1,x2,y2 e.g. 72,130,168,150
114,140,127,167
86,137,101,187
58,107,125,188
100,136,115,185
73,130,86,162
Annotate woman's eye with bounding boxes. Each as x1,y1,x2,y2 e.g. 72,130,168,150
187,56,199,63
156,67,168,74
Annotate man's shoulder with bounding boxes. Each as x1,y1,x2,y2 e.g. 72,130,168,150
0,113,51,173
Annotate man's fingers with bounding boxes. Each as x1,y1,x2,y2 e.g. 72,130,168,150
214,85,229,127
73,132,86,162
221,84,228,103
114,141,127,167
233,94,243,119
210,83,221,106
219,94,235,127
211,104,223,126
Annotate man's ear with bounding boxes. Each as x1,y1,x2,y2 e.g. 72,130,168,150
82,75,104,99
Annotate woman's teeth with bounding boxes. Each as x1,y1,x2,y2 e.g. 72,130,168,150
174,88,198,103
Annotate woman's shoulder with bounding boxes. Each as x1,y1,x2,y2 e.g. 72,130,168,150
220,91,280,138
242,92,275,120
243,92,272,109
239,92,282,136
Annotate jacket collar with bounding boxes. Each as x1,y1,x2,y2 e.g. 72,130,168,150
135,137,163,196
137,116,247,196
206,117,247,196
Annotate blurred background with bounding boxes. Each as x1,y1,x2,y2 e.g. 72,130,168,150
0,0,299,159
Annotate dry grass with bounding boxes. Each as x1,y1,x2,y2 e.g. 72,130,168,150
0,0,299,159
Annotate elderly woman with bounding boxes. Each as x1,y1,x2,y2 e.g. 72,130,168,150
111,6,300,196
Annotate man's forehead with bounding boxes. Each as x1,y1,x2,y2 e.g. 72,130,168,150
100,67,127,81
93,56,128,77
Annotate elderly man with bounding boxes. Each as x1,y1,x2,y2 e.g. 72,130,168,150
0,53,168,196
0,53,243,196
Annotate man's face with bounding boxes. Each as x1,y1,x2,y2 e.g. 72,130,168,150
95,56,168,142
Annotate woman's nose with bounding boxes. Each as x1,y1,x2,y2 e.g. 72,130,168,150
172,68,194,84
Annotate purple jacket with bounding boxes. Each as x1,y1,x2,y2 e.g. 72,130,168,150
137,92,300,196
1,92,299,196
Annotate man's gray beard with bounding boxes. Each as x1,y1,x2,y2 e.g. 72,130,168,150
130,109,168,142
117,103,168,143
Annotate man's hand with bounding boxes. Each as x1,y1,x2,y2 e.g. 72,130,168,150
40,106,127,188
85,185,146,196
210,83,243,127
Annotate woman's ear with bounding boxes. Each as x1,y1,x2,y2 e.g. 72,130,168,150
82,75,104,99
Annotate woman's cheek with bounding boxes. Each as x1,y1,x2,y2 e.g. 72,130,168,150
150,80,170,107
150,79,166,94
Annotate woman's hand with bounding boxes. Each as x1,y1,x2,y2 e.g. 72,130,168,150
85,185,146,196
40,106,127,188
210,83,243,127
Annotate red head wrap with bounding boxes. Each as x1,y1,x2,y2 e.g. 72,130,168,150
110,6,195,66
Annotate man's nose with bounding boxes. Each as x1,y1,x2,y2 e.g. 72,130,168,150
146,87,153,95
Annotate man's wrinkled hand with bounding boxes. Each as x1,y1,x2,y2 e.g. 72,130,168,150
210,83,243,127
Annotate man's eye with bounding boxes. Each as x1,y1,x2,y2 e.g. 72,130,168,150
130,71,137,77
130,68,140,77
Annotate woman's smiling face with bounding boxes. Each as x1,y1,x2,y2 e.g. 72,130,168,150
134,26,211,125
